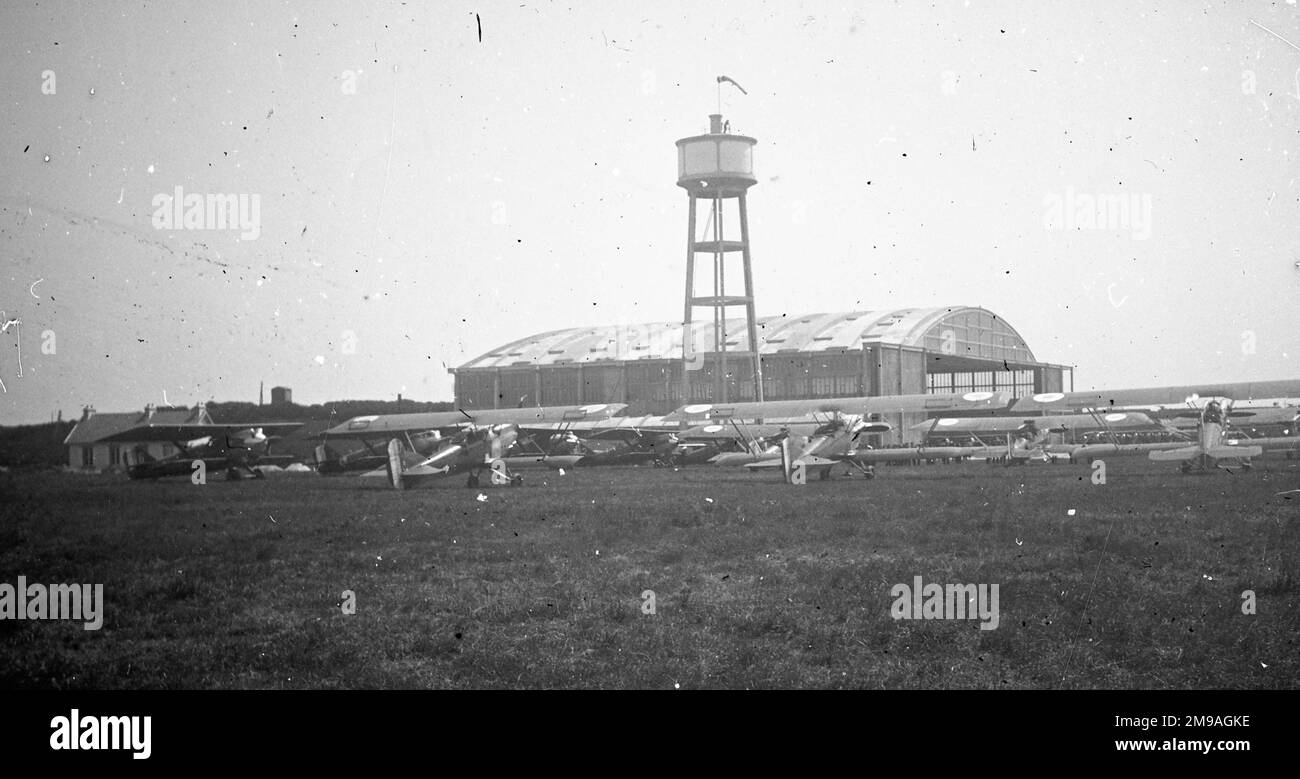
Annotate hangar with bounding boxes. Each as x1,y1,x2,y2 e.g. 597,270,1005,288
451,306,1072,439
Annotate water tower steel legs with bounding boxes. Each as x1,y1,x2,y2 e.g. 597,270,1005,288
738,194,764,402
713,194,726,403
681,191,764,404
682,194,697,404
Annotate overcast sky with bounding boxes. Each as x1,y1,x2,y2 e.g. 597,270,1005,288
2,1,1298,424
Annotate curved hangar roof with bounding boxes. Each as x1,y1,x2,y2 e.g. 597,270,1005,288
459,306,1038,370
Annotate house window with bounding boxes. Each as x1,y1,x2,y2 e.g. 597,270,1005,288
81,446,94,467
109,445,121,466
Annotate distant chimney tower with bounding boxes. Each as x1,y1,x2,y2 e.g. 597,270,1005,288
259,381,264,406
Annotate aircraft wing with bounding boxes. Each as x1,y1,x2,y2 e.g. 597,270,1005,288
678,422,794,441
912,411,1159,436
666,391,1015,424
744,454,839,471
1148,446,1203,461
848,445,997,462
321,403,629,439
1207,445,1263,459
1239,435,1300,451
1068,435,1297,460
501,454,584,470
1067,441,1196,458
519,415,678,436
98,422,303,443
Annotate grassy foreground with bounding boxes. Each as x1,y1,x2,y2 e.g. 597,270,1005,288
1,458,1297,689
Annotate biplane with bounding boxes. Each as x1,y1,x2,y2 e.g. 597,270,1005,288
316,403,629,488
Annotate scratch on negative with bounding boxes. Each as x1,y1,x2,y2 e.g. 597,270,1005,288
1,315,21,381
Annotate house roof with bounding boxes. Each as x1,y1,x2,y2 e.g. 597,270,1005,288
62,406,213,445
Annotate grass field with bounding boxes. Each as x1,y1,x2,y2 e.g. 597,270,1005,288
1,457,1297,689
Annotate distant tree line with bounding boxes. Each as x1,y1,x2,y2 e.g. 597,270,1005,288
0,421,77,468
205,398,455,424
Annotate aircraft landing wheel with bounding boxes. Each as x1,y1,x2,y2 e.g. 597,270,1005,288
510,475,523,487
253,469,266,479
226,468,242,480
1242,460,1253,471
467,473,480,488
1179,461,1192,474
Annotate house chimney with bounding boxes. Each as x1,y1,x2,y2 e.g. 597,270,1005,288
144,403,156,419
81,405,95,421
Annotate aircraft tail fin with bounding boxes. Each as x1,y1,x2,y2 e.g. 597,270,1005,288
780,437,794,483
314,443,339,469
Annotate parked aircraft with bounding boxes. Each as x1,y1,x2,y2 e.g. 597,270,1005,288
1147,401,1263,472
666,390,1017,426
1057,400,1299,470
507,417,681,467
316,403,628,488
738,412,893,480
911,410,1165,462
568,428,679,467
99,422,304,480
667,391,1015,478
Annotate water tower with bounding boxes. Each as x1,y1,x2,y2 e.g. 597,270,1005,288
677,112,764,403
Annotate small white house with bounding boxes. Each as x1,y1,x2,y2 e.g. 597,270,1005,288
63,404,214,471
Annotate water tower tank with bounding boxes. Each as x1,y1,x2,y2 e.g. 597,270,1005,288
676,114,757,198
